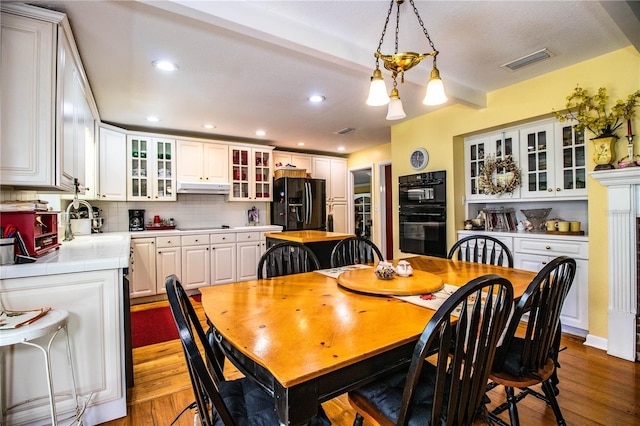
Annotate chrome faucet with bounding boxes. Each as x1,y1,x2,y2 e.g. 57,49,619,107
64,199,94,241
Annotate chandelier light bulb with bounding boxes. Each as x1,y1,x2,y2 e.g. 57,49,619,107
423,66,448,106
386,88,406,120
366,69,390,106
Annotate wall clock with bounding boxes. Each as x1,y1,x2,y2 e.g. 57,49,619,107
410,148,429,170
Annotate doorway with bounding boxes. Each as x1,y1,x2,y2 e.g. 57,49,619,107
351,167,372,239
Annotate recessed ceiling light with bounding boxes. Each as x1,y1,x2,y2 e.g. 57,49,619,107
337,146,345,152
146,116,160,122
297,142,305,146
203,124,216,129
256,129,266,136
308,95,326,103
152,60,179,72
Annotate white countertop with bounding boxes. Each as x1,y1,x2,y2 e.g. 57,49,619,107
457,229,588,242
131,224,282,238
0,233,131,280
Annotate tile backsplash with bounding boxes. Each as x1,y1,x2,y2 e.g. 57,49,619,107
1,189,270,233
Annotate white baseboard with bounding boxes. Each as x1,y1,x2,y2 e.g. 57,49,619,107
584,334,608,351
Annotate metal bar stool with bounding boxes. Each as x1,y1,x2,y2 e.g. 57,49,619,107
1,309,85,425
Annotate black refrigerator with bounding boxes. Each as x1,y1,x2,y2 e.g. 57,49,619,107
272,177,326,230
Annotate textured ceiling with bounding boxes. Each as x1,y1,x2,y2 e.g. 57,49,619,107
27,0,639,154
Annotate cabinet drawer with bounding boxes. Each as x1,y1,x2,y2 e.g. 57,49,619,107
236,232,260,242
211,233,236,244
182,234,210,246
514,238,587,259
156,236,181,248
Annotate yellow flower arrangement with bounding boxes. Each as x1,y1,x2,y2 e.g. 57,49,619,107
553,85,640,137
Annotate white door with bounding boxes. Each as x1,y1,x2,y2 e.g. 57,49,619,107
156,246,181,294
130,238,156,297
237,241,261,281
181,245,210,289
211,243,236,284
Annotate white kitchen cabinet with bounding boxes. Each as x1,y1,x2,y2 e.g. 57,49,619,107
273,151,313,173
211,233,237,285
464,130,520,200
155,236,181,294
176,140,229,184
97,127,127,201
0,5,96,191
236,232,262,281
312,156,348,232
519,119,587,199
457,230,588,334
181,234,211,290
127,135,176,201
229,146,274,201
0,269,124,425
130,238,156,298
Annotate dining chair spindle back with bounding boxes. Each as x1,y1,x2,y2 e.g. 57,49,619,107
348,274,514,426
166,274,331,426
487,256,577,426
448,235,514,268
330,236,384,268
257,241,321,279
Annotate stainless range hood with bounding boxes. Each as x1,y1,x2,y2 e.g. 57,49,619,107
176,181,230,194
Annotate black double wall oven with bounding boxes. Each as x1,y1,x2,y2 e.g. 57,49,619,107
399,171,447,258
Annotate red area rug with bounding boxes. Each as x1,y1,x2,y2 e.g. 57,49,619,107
131,294,201,348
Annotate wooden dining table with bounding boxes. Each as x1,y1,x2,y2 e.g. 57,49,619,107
199,256,536,425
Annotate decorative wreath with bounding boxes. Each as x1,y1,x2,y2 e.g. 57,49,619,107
478,155,522,196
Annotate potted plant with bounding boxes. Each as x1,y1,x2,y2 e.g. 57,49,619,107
554,85,640,170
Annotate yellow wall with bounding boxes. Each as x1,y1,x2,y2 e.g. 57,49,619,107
393,47,640,339
383,46,639,340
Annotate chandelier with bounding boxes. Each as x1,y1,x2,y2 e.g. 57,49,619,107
366,0,447,120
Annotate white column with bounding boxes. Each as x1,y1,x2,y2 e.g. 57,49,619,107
591,168,639,361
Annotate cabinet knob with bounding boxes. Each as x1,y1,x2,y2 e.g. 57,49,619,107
541,261,547,265
199,177,203,180
556,188,561,191
102,194,106,198
222,237,226,240
547,188,553,192
546,246,551,249
195,239,199,242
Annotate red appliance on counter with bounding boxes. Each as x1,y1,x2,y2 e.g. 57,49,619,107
0,211,61,257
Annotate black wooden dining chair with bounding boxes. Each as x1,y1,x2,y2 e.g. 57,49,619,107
257,241,321,279
165,274,330,426
487,256,576,426
448,235,514,267
330,236,384,268
348,274,514,426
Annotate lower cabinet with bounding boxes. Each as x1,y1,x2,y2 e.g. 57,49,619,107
211,233,236,285
181,234,211,290
131,229,278,298
1,269,125,424
130,237,156,298
155,236,181,294
236,231,262,281
457,231,589,335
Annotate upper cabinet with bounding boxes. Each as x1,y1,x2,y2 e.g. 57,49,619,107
127,135,176,201
520,120,587,199
228,146,273,202
176,140,229,184
464,130,520,201
97,127,127,201
464,118,586,202
0,4,97,191
273,151,313,174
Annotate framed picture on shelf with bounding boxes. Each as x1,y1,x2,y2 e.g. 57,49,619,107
248,206,259,225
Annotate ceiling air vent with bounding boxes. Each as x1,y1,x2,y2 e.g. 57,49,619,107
502,48,554,71
335,127,356,135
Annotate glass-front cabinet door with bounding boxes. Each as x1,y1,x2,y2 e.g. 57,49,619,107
127,135,176,201
253,149,271,201
154,137,176,201
464,130,519,200
128,136,150,200
554,121,587,197
520,119,586,199
229,146,273,201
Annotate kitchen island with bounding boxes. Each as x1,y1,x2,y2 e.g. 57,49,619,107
0,233,130,425
264,230,355,268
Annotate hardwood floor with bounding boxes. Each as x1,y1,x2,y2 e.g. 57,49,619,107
100,300,640,425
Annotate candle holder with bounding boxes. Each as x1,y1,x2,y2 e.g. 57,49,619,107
618,134,638,168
